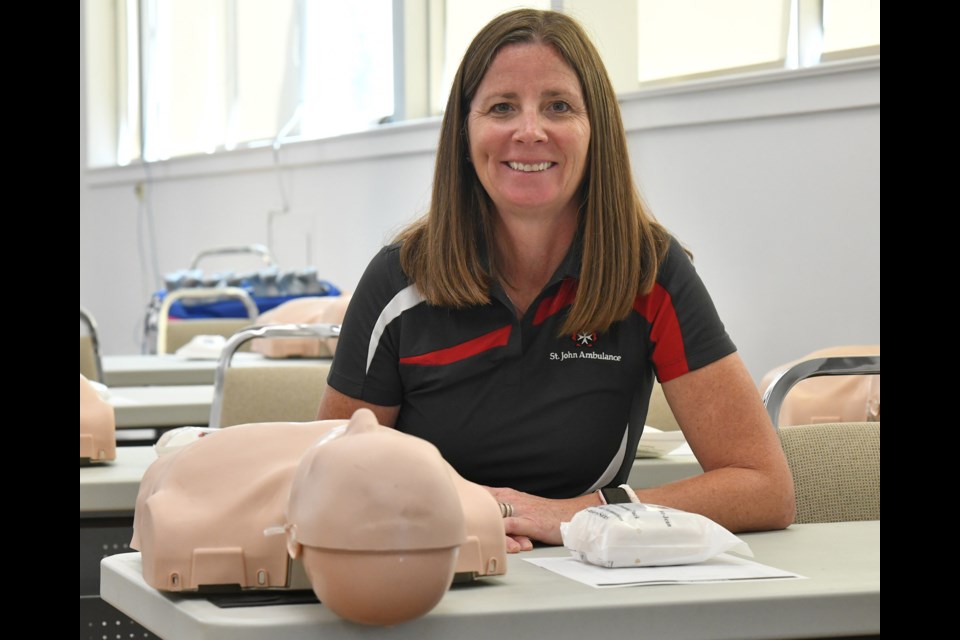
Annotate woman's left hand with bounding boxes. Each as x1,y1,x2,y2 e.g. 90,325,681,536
484,486,599,552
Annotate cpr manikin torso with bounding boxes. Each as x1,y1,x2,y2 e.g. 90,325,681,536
759,345,880,425
131,409,506,625
250,295,351,358
80,374,116,463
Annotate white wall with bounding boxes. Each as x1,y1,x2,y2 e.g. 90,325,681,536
620,62,880,381
80,18,879,383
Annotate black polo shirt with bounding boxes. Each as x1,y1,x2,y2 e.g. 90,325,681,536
327,235,735,498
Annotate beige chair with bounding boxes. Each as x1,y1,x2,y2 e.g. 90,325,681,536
156,287,259,355
778,421,880,524
80,306,103,382
646,381,680,431
209,323,340,428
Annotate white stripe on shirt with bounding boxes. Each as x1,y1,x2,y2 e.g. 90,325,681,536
367,284,425,373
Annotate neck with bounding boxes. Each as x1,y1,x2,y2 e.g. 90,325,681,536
493,211,577,316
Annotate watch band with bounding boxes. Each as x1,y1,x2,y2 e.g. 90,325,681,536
599,486,632,504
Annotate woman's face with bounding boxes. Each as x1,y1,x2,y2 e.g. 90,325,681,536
467,42,590,222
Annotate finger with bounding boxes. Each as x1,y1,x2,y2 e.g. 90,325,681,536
512,534,533,552
504,534,533,553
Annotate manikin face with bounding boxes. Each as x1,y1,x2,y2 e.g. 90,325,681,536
467,42,590,222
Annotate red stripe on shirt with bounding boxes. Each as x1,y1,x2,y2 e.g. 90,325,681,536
633,284,689,381
399,325,512,366
533,278,578,325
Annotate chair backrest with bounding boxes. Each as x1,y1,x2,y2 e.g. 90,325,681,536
209,323,341,428
156,287,259,355
215,365,331,427
778,421,880,524
80,307,103,382
762,352,880,429
646,381,680,431
164,318,256,355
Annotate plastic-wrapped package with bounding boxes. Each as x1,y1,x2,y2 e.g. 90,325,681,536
561,503,751,568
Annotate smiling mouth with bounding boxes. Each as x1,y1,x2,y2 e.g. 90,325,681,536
507,161,554,172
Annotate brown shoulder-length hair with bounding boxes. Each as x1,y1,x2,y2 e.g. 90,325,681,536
395,8,671,335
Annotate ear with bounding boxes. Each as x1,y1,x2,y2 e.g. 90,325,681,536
285,525,302,559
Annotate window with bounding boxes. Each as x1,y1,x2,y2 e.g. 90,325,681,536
88,0,393,166
298,1,394,140
439,0,551,113
822,0,881,58
632,0,791,84
83,0,879,168
138,0,393,163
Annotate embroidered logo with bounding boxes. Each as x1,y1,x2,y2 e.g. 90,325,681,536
552,331,621,362
572,331,597,348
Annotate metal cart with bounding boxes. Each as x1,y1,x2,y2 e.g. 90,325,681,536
140,245,341,354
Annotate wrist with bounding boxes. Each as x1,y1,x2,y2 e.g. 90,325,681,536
596,484,641,505
620,484,641,504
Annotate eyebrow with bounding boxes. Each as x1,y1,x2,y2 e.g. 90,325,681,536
478,89,579,102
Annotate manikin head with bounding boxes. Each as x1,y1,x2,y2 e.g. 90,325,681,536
285,408,467,625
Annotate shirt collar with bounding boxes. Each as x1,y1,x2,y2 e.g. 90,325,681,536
483,225,584,300
550,227,584,284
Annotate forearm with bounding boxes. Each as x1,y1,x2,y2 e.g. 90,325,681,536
497,457,793,551
634,464,795,533
316,386,400,426
652,354,796,532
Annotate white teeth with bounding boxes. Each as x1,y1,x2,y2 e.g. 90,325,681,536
508,161,552,172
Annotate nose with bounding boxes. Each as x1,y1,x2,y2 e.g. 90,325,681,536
512,110,547,143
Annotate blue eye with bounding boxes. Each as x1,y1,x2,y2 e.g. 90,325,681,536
491,103,512,114
549,101,571,113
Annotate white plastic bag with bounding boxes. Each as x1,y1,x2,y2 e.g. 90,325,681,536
560,503,752,568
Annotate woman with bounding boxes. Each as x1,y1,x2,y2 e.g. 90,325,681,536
318,8,795,552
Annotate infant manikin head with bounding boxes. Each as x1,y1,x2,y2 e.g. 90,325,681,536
285,408,467,625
